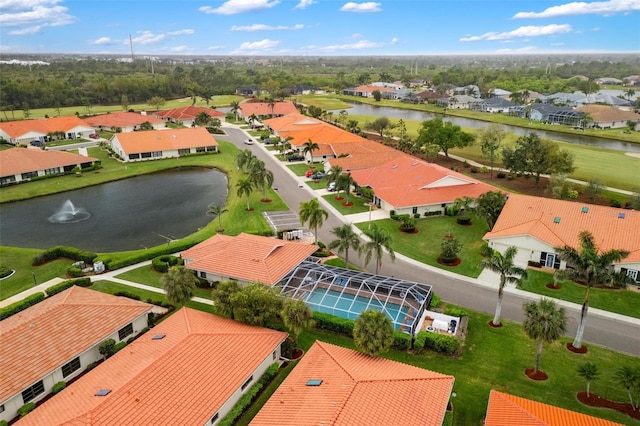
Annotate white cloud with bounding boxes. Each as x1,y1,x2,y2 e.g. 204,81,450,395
167,29,195,35
460,24,572,42
236,38,280,50
89,37,116,45
551,42,565,46
199,0,279,15
208,45,225,50
295,0,315,9
131,31,165,45
340,2,382,13
167,45,194,52
352,33,364,38
308,37,396,52
495,46,539,53
0,0,76,34
231,24,304,31
513,0,640,18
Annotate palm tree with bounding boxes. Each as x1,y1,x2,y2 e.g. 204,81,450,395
347,119,359,133
480,246,527,326
281,136,293,155
336,172,353,204
193,111,213,127
248,113,259,128
302,139,319,162
236,177,255,211
327,165,343,186
624,88,636,101
555,231,630,350
361,224,395,274
353,309,394,357
614,366,640,409
267,98,276,117
207,204,228,232
577,362,600,398
161,265,198,307
249,160,274,201
281,298,314,347
328,224,360,270
236,149,256,173
339,110,348,127
522,298,567,375
299,198,328,244
230,101,240,121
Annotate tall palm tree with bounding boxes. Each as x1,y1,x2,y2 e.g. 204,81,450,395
328,224,360,270
577,362,600,397
230,101,240,121
207,204,228,232
281,298,314,347
337,173,353,204
614,366,640,409
248,113,259,128
249,160,274,201
236,177,255,211
361,224,396,275
161,265,198,307
480,246,527,326
267,98,276,117
299,198,328,244
522,298,567,374
327,165,343,186
555,231,629,350
193,111,213,127
302,139,319,161
236,149,256,173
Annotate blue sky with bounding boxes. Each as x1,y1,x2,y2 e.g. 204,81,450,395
1,0,639,55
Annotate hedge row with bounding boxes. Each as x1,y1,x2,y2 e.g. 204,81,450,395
392,331,412,351
151,255,182,273
413,331,428,352
312,311,354,337
219,363,280,426
423,332,461,355
0,292,46,321
46,277,92,296
32,246,97,266
98,240,197,270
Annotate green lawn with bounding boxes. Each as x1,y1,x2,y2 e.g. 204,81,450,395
115,265,214,300
322,193,371,215
521,269,640,319
356,215,489,278
287,163,319,176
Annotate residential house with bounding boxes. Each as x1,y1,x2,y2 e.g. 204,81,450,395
623,75,640,86
342,85,397,98
0,116,95,145
450,84,480,97
324,143,405,172
0,286,153,424
109,127,218,162
488,88,512,98
436,94,478,109
251,341,454,426
485,390,622,426
595,77,623,85
181,233,318,286
543,91,631,108
85,111,165,133
236,85,262,96
510,104,579,123
289,84,322,95
470,97,517,113
0,147,99,186
576,104,640,129
483,194,640,283
350,155,497,217
16,308,287,426
152,106,224,128
238,101,298,122
416,90,448,103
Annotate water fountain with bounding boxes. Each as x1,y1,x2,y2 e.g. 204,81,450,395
48,200,91,224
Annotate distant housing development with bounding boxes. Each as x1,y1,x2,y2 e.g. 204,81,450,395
0,116,95,145
152,105,224,127
85,111,165,133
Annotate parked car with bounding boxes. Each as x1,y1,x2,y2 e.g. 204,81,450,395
311,172,325,180
305,169,314,178
89,133,100,139
244,138,254,145
287,154,305,162
327,182,337,192
30,140,44,147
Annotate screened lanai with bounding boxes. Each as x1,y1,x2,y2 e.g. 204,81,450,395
278,259,433,336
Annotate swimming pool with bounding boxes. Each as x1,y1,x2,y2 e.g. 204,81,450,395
304,288,409,330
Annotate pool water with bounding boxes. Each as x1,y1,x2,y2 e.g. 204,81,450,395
304,288,409,330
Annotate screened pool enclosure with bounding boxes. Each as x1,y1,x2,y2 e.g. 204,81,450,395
278,259,433,336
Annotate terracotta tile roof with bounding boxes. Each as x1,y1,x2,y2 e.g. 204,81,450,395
111,127,217,155
251,341,454,426
355,85,397,93
350,155,497,208
0,286,152,403
263,113,323,132
239,101,298,117
485,390,622,426
328,149,405,171
153,105,224,120
181,233,318,285
84,112,164,128
280,124,366,147
0,147,98,177
576,104,640,123
0,116,93,139
484,194,640,263
16,308,287,426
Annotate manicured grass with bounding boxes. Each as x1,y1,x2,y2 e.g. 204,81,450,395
322,257,362,271
287,163,319,176
356,215,489,278
322,193,370,215
115,265,213,300
296,95,353,111
520,269,640,319
297,310,640,425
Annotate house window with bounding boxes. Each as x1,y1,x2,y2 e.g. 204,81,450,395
62,357,81,378
129,153,140,159
540,252,560,269
412,206,418,214
210,413,219,424
199,271,206,279
0,404,4,413
44,168,59,175
206,146,216,152
118,323,134,340
141,152,152,158
241,375,253,391
622,268,639,283
196,146,206,153
151,151,162,158
178,148,190,155
272,351,277,360
22,380,45,403
21,171,38,180
1,176,16,185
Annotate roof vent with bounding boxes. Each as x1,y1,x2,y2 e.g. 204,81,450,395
95,389,111,396
581,207,588,213
619,212,625,219
152,334,166,340
553,217,561,224
412,162,418,166
306,379,323,386
391,165,398,169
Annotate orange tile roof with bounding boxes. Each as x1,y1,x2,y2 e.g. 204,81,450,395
153,105,224,120
0,147,98,177
484,194,640,263
239,101,298,117
0,286,152,403
355,84,397,93
263,113,323,131
0,116,93,139
350,155,497,208
84,112,164,128
16,308,287,426
328,150,405,171
576,104,640,123
111,127,217,155
251,341,454,426
485,390,622,426
280,124,367,147
181,233,318,285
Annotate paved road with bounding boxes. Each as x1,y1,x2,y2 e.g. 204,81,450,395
222,125,640,356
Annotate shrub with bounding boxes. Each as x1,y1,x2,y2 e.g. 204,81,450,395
430,293,442,309
0,420,8,426
423,333,460,355
99,240,197,270
312,311,354,336
114,291,141,300
0,264,12,278
480,166,489,173
114,341,127,353
568,189,579,199
151,255,181,273
444,306,469,318
317,241,326,249
413,213,421,219
470,167,478,173
440,237,461,263
18,402,36,417
52,381,66,394
496,172,506,179
85,361,99,372
0,292,46,320
32,246,97,266
389,210,396,217
66,266,84,277
99,339,116,358
392,331,412,351
46,277,92,296
610,199,622,208
463,160,470,168
413,331,428,352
